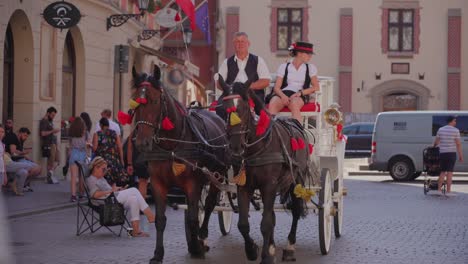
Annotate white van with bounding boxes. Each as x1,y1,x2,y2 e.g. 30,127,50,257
369,111,468,181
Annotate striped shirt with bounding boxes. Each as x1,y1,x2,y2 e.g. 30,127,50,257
436,125,460,153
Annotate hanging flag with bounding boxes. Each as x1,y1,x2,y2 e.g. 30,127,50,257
195,1,211,44
175,0,196,30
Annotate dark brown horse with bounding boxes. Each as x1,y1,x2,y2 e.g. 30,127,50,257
219,76,311,263
132,66,230,264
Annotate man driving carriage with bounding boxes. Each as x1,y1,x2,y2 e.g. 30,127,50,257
216,32,271,118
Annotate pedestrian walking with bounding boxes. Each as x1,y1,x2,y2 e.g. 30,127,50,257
433,115,464,196
67,117,89,202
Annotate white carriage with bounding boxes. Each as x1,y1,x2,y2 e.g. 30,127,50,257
180,77,346,255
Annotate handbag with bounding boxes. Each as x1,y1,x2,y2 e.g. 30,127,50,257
99,193,125,226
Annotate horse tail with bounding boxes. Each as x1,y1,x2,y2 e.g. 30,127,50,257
280,183,308,218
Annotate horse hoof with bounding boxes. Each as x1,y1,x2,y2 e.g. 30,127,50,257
245,242,259,261
188,240,207,258
260,255,276,264
282,249,296,262
149,258,163,264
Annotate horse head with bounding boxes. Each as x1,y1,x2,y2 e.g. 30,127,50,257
218,74,254,156
132,66,163,152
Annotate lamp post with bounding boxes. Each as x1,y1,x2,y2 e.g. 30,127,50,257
107,0,150,31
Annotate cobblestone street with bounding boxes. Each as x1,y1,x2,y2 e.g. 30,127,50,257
7,174,468,264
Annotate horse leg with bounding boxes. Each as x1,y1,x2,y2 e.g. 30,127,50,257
282,187,302,262
199,182,219,240
259,185,276,264
149,180,168,264
185,181,207,258
237,186,258,261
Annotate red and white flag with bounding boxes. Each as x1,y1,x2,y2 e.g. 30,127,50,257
176,0,196,30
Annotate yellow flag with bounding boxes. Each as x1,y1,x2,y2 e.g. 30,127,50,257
129,99,140,109
230,112,241,126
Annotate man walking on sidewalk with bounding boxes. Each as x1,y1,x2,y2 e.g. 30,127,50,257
40,107,61,184
433,115,464,196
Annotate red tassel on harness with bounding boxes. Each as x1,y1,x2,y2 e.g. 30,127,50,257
136,97,148,105
248,98,255,109
308,144,314,155
256,110,270,136
227,106,237,113
290,138,299,151
162,117,175,130
117,111,133,125
297,138,305,149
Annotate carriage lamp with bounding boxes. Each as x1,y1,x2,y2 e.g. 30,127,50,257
107,0,150,31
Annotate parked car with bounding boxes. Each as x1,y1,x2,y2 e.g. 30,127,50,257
342,122,374,158
369,111,468,181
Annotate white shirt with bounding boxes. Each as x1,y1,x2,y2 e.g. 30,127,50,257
276,63,318,93
436,125,461,153
218,54,271,83
94,118,121,136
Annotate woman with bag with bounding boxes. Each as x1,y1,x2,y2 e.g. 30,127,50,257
87,156,155,237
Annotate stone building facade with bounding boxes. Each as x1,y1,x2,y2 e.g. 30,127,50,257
217,0,467,113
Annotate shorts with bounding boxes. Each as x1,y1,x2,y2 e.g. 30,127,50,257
274,90,308,103
69,149,87,165
47,144,60,168
439,152,457,172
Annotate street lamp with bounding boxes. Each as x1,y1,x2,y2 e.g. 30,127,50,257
107,0,150,31
183,27,193,45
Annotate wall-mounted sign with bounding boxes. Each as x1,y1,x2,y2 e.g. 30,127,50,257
43,1,81,29
391,63,410,74
155,8,178,28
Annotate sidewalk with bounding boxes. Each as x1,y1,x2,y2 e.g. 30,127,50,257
2,178,75,219
344,157,468,177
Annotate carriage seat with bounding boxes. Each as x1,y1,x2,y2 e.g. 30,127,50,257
208,101,320,113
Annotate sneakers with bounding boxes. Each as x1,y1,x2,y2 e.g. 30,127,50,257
434,191,444,196
70,195,77,202
445,192,457,197
46,171,59,184
23,185,34,192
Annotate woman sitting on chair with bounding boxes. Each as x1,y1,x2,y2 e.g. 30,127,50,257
87,156,155,237
268,41,320,122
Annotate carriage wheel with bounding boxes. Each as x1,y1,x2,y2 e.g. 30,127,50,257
333,176,344,238
218,190,233,235
319,168,333,255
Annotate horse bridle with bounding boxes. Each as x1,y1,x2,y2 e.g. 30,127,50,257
134,82,169,143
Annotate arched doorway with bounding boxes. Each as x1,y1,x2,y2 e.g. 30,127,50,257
3,10,34,129
62,31,76,126
2,24,14,122
368,79,431,113
383,93,418,111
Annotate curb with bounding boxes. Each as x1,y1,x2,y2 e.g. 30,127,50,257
8,203,76,219
347,171,468,177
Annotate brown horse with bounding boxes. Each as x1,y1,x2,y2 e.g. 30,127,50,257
219,76,311,263
132,66,230,264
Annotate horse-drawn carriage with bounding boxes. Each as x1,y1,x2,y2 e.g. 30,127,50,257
130,67,346,264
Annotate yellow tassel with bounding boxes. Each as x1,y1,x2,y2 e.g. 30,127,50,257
230,112,242,126
230,169,246,186
129,99,140,109
293,184,315,201
172,162,186,177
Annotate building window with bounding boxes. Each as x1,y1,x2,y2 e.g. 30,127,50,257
61,31,76,139
388,9,414,52
277,8,303,50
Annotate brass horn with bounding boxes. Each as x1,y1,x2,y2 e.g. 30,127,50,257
324,107,342,126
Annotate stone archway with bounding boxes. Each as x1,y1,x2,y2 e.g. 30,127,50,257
65,26,85,115
3,10,34,127
368,79,432,113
